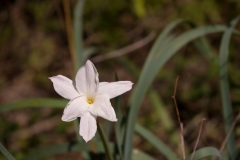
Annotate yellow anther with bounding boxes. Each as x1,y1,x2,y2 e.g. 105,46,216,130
87,99,94,104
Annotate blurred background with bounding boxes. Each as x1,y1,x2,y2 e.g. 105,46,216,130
0,0,240,159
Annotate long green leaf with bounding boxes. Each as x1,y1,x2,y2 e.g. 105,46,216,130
219,16,240,159
0,143,16,160
0,98,67,113
193,37,217,62
139,19,182,76
123,20,182,158
114,98,123,159
73,0,86,69
149,19,183,57
135,124,179,160
132,149,156,160
124,25,228,160
114,73,123,159
186,147,222,160
118,57,178,146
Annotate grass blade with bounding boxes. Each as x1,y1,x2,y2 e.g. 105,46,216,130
73,0,86,69
219,16,240,159
123,20,183,158
132,149,156,160
140,19,182,74
135,124,179,160
124,25,228,160
0,98,67,113
186,147,222,160
118,57,179,149
114,96,123,159
114,73,124,159
149,19,183,57
0,143,16,160
193,37,217,62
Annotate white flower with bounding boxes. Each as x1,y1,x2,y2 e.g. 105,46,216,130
49,60,133,142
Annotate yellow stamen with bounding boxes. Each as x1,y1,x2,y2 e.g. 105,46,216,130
88,99,94,104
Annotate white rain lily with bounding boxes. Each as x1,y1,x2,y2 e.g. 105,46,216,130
49,60,133,142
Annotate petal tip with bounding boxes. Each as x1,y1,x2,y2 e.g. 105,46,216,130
48,77,54,81
86,59,92,63
48,75,63,81
109,117,117,122
85,60,93,65
61,114,74,122
83,137,90,143
81,134,93,143
128,81,134,85
61,115,67,122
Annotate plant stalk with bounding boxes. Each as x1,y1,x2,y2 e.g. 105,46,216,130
97,122,114,160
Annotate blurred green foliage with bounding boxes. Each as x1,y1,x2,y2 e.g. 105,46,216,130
0,0,240,159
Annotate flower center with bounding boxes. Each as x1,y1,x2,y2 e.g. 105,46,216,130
87,99,94,104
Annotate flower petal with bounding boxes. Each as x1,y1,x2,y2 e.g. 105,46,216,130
90,94,117,121
49,75,80,99
99,82,109,87
75,60,99,98
61,96,89,122
98,81,133,99
80,112,97,142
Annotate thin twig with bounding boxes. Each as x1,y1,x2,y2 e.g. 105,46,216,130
191,118,207,160
172,76,182,127
172,76,186,160
91,32,156,63
220,112,240,152
63,0,76,70
89,141,97,154
180,123,186,160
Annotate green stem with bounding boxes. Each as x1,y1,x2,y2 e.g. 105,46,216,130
97,122,114,160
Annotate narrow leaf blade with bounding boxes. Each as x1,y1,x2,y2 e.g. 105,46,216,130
132,149,156,160
0,143,16,160
0,98,67,113
186,147,222,160
219,16,240,159
135,124,179,160
114,72,124,159
73,0,86,68
124,25,227,160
